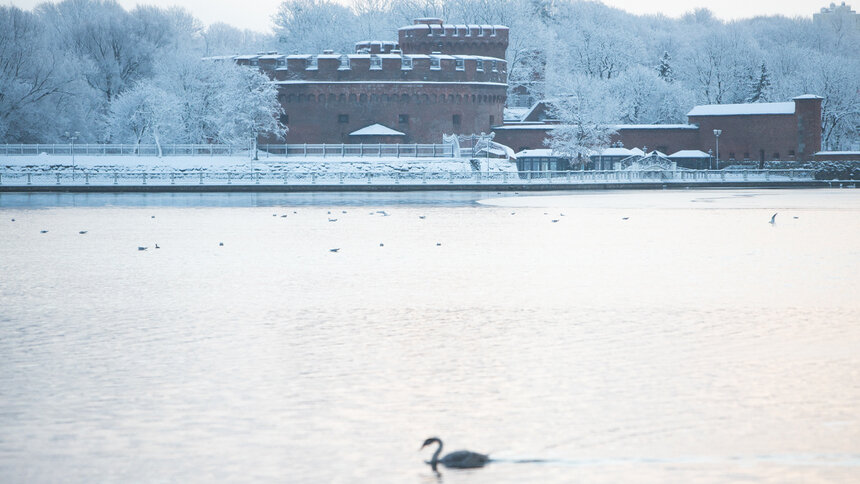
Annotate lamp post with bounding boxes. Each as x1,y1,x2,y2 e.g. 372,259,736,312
65,131,79,180
713,129,722,170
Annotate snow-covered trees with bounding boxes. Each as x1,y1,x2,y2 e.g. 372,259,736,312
0,7,76,142
747,62,772,103
544,75,619,168
107,57,284,152
1,0,858,150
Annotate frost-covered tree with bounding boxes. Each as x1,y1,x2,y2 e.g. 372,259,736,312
544,75,619,169
656,51,673,83
746,61,772,103
273,0,360,53
107,56,284,150
0,6,78,142
107,82,181,156
215,66,285,147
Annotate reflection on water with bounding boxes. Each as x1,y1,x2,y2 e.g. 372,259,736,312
1,189,859,483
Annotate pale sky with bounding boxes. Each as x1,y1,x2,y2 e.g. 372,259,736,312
4,0,825,33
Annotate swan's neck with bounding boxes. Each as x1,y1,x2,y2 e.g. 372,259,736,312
431,439,443,464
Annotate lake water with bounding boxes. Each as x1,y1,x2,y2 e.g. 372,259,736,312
1,189,859,483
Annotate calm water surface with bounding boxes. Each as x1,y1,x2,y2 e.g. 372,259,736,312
1,189,859,483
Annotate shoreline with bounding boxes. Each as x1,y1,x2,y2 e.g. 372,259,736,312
1,180,856,193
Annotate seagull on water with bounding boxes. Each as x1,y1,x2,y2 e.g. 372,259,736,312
41,230,48,233
219,242,224,246
330,248,340,252
138,246,147,251
622,217,629,220
551,219,559,223
155,243,160,249
436,242,442,246
769,213,778,225
79,230,87,234
328,218,338,222
419,215,426,219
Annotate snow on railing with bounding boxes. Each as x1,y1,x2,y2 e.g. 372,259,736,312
0,143,455,158
0,169,824,187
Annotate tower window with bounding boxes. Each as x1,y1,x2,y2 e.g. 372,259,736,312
430,57,441,70
398,114,409,124
401,56,413,70
306,56,318,70
370,55,382,70
489,115,495,125
455,59,465,71
452,114,461,126
280,114,289,124
476,60,484,72
338,114,349,123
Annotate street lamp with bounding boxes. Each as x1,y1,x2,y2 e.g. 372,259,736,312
65,131,80,180
713,129,722,170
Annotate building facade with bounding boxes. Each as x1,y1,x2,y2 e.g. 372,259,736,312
494,95,823,163
228,18,508,144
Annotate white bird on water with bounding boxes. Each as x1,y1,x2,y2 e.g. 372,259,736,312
769,213,778,225
421,437,490,469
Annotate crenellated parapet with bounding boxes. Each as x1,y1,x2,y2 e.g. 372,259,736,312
273,52,506,84
398,18,509,59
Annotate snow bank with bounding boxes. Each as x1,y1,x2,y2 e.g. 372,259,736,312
1,153,518,174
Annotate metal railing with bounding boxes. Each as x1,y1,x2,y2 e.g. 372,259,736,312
0,169,820,187
0,143,454,158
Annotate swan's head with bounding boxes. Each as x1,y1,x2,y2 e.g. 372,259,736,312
421,437,441,449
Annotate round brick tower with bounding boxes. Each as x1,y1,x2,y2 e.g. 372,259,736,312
398,18,509,60
258,18,509,144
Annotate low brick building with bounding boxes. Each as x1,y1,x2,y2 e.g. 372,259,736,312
494,95,823,164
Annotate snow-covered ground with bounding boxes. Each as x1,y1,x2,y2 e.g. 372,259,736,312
1,153,517,174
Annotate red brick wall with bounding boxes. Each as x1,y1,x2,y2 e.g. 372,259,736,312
612,128,700,154
493,126,702,154
280,83,505,143
794,97,823,161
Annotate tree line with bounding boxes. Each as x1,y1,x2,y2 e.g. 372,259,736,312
1,0,858,150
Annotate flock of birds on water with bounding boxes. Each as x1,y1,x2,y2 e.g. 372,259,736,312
8,210,796,254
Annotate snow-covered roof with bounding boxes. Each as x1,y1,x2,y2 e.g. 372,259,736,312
793,94,823,100
504,107,530,122
399,24,508,30
648,150,668,157
598,147,634,157
349,124,405,136
275,81,508,87
516,149,555,157
491,124,554,130
687,102,795,117
669,150,711,158
815,151,860,155
628,147,645,156
614,124,698,130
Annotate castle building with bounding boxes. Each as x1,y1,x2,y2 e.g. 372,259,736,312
230,18,509,144
222,18,823,165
